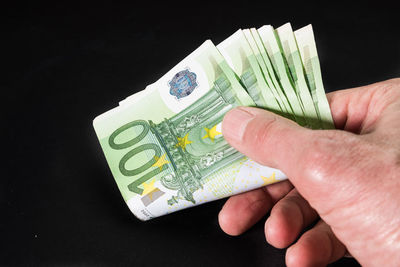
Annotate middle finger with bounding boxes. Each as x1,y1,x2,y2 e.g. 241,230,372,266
265,188,319,248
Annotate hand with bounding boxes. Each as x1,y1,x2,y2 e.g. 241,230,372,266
219,78,400,266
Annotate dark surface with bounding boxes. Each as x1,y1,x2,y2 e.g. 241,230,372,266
2,2,399,266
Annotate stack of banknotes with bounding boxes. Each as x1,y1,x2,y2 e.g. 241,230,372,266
93,23,334,221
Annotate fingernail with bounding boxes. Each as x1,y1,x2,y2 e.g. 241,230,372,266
222,107,255,143
286,246,295,266
286,245,293,255
265,218,271,243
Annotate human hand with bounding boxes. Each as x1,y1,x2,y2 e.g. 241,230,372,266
219,78,400,266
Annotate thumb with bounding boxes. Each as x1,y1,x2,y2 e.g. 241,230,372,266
222,106,313,176
222,106,365,215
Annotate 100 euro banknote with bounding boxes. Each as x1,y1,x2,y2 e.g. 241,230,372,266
93,40,287,220
94,25,333,220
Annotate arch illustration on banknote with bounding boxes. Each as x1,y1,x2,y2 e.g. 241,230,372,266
118,73,248,206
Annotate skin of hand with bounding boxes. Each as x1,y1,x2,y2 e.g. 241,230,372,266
219,78,400,266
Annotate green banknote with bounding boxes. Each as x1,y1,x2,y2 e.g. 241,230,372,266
217,29,282,113
94,40,286,220
119,89,149,106
246,28,294,119
241,29,289,116
276,23,320,128
294,25,334,129
94,24,334,220
258,25,307,126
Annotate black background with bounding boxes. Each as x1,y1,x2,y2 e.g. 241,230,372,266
2,2,399,266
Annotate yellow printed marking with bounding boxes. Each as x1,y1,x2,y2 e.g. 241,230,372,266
152,153,170,170
141,179,156,196
175,133,192,151
202,125,222,142
261,172,277,186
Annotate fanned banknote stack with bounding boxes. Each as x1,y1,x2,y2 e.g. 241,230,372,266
94,23,334,220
